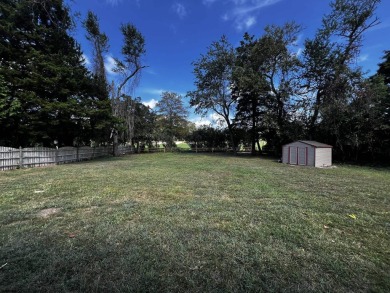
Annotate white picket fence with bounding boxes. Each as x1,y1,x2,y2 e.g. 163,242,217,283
0,145,134,171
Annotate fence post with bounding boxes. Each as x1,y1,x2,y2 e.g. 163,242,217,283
76,147,79,161
19,146,23,169
55,147,59,165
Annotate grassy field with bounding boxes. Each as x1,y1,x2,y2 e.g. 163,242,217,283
0,153,389,292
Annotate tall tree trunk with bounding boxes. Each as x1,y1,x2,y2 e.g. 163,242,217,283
251,99,257,156
113,130,119,156
308,91,322,139
226,121,237,155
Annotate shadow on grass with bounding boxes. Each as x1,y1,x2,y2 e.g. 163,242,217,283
0,218,312,292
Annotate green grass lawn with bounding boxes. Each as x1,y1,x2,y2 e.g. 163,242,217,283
0,153,389,292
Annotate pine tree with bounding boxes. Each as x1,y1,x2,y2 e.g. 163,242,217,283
0,0,101,147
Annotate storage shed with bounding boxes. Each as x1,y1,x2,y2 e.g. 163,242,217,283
282,140,332,167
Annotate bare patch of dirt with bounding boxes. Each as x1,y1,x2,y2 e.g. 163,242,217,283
37,208,61,218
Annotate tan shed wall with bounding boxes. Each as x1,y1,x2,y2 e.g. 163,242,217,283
314,148,332,167
282,145,289,164
282,142,315,166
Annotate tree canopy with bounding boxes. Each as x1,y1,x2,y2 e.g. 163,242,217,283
187,36,237,153
0,0,111,147
156,92,188,149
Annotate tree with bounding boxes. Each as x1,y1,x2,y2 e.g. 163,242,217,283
187,36,238,153
83,11,113,144
233,33,270,155
340,76,388,160
186,126,227,150
301,0,380,149
373,51,390,160
0,73,15,145
132,98,156,150
377,50,390,84
0,0,100,147
231,23,302,155
155,92,188,149
253,23,303,152
84,11,109,85
110,23,147,155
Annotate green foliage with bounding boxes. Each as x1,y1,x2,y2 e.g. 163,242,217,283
233,23,302,154
377,50,390,84
83,11,113,144
133,98,156,146
156,92,189,148
109,21,146,155
186,126,227,149
0,73,20,119
302,0,380,139
112,22,146,83
84,10,109,79
0,0,111,147
371,52,390,159
120,23,146,64
188,35,237,152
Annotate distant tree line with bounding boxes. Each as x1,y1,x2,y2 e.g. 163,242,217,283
189,0,390,162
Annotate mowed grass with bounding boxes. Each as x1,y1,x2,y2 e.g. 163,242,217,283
0,153,389,292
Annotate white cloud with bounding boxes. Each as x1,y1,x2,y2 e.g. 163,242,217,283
209,113,228,127
106,0,142,7
190,113,227,128
246,16,256,28
142,88,165,96
358,54,369,63
236,16,256,30
106,0,122,6
142,98,158,109
209,113,222,121
140,88,187,99
295,47,303,57
172,3,187,19
232,0,281,17
203,0,218,5
105,55,117,75
222,13,230,21
191,116,212,128
205,0,282,31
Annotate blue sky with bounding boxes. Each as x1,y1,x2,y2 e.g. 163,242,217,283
68,0,390,126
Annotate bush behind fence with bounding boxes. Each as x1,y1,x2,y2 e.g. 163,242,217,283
0,145,134,171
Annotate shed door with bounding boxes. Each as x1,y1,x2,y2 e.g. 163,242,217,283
298,147,307,165
289,146,307,165
289,147,297,164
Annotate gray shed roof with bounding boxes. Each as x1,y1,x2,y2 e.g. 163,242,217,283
298,140,333,148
